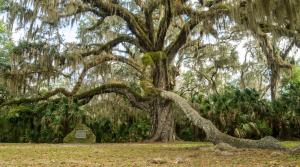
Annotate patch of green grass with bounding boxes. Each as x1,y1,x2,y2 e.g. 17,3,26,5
281,141,300,148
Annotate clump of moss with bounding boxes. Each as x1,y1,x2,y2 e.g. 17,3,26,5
213,3,230,11
63,123,96,143
150,51,167,62
141,51,167,66
140,79,160,97
141,53,154,66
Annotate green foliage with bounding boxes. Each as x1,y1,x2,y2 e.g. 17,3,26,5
149,51,166,62
0,86,7,102
177,84,300,140
0,105,40,142
88,117,150,143
0,94,152,143
201,86,273,139
291,66,300,83
271,80,300,138
206,0,214,7
0,98,84,143
85,95,151,143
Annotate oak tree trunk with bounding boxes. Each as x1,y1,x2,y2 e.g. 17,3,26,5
148,59,176,142
149,99,175,142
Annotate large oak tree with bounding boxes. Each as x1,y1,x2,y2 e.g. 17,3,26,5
0,0,299,149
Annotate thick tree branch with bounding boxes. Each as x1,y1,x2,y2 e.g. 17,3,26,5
144,9,155,44
89,0,153,50
155,0,172,50
0,88,73,107
74,83,150,110
44,3,106,25
1,83,150,111
165,18,198,62
84,53,143,74
258,23,300,48
81,18,105,33
70,68,88,95
0,54,143,108
81,35,142,57
166,6,229,62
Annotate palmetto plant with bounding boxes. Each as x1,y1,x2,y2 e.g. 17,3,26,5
198,86,273,139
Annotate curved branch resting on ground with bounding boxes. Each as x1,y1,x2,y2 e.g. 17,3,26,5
160,90,287,150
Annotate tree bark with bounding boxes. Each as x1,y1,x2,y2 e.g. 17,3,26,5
148,59,176,142
270,66,280,101
161,90,287,150
149,99,176,142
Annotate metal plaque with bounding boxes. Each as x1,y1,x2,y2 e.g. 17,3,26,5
75,130,87,139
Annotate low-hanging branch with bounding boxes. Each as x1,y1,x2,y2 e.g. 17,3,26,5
0,87,73,107
0,82,150,111
0,49,144,106
74,83,150,110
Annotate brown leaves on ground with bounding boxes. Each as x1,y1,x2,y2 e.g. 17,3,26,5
0,142,299,167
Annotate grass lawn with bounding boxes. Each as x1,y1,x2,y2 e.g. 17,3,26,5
0,141,299,167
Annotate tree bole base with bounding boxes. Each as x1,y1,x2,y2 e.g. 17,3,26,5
147,99,176,142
